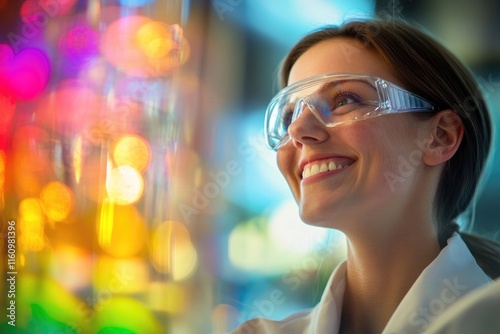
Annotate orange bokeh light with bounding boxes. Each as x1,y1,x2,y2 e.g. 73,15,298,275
11,125,52,199
40,181,74,222
101,16,186,77
136,21,173,59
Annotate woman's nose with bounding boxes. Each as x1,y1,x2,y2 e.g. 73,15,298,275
287,100,329,148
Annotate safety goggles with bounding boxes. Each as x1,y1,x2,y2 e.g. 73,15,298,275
264,73,439,150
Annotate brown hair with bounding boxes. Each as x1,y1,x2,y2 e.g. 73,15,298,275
279,19,500,279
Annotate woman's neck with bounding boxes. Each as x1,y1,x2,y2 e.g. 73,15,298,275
339,219,441,334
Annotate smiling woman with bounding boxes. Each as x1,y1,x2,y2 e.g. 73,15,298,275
232,18,500,334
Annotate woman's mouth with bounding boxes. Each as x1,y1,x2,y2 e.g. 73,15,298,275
301,158,355,180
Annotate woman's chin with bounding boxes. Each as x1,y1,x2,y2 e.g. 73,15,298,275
298,207,345,229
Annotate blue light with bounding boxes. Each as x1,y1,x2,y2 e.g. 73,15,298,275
119,0,156,7
245,0,375,46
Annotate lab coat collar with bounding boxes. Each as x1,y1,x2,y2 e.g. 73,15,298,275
232,233,492,334
309,233,492,334
382,232,492,333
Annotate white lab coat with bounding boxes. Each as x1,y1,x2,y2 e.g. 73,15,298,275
425,277,500,333
231,233,493,334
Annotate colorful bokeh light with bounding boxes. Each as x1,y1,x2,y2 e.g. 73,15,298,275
12,125,51,198
0,43,14,64
101,16,185,77
228,210,330,275
101,15,154,77
94,256,149,294
72,135,83,183
35,80,102,135
0,151,4,209
2,1,198,332
19,197,44,222
58,25,99,68
20,0,77,22
0,94,16,146
148,282,187,314
17,274,90,330
51,245,92,290
268,200,329,254
18,198,46,252
228,218,276,273
119,0,156,7
0,45,50,100
89,297,163,334
150,220,198,280
136,21,174,59
40,181,74,222
106,165,144,205
97,199,146,258
19,0,43,23
112,135,151,173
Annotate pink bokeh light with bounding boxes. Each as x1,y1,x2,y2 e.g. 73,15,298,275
58,25,99,66
0,44,50,100
20,0,78,22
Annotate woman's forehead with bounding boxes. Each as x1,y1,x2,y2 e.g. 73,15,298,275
288,37,402,87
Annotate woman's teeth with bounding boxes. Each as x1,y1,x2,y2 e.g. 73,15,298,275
302,160,349,179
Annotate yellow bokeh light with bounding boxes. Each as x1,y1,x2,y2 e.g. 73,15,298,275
112,135,151,173
98,197,114,249
95,256,148,294
97,200,146,258
72,135,83,183
106,165,144,205
40,181,74,222
19,197,44,223
136,21,172,59
18,198,46,252
99,15,190,77
150,221,198,281
149,281,187,314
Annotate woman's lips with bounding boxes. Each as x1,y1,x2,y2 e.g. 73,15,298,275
300,157,356,180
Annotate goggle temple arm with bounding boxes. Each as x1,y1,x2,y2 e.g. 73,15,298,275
375,79,438,112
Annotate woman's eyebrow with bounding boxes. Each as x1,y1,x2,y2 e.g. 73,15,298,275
316,79,377,95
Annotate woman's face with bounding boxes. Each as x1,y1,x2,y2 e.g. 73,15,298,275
277,38,430,229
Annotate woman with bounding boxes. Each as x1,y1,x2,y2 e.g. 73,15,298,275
232,19,500,334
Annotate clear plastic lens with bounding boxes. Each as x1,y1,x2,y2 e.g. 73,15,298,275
265,73,438,150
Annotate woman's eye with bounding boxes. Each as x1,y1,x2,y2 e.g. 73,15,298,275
329,93,361,114
336,96,356,107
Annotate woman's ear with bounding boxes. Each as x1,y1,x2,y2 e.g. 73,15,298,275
422,110,464,167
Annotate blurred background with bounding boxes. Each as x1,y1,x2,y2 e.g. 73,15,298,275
1,0,499,333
